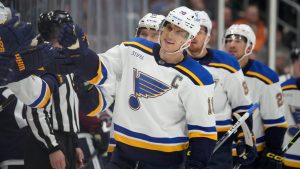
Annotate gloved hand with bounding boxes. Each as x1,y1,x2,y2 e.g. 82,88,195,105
258,147,283,169
92,111,112,155
0,43,63,85
235,132,257,165
58,23,89,57
56,23,100,81
0,16,35,54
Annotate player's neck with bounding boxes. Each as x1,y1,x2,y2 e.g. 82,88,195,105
159,50,184,64
240,56,249,68
187,48,207,59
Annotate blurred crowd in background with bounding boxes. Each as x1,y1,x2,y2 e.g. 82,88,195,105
1,0,299,75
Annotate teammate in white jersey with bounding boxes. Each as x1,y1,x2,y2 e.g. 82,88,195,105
58,6,217,169
187,11,254,169
224,24,288,169
281,49,300,169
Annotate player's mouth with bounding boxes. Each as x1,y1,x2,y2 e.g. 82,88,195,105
164,39,175,45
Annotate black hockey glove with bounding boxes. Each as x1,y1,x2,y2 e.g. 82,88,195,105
235,132,257,165
92,111,111,155
0,16,35,54
258,147,283,169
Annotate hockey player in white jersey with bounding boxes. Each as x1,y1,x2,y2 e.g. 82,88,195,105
58,6,217,169
186,11,255,169
106,12,165,159
224,24,288,169
281,49,300,169
135,13,165,43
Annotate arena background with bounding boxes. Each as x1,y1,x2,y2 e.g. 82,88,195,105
1,0,299,75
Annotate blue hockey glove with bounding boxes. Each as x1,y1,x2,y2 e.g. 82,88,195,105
235,132,257,165
56,23,100,81
258,147,283,169
0,43,63,85
58,23,89,57
0,16,35,54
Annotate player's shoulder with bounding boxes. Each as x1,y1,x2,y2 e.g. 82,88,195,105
281,77,300,91
122,37,155,55
207,49,241,73
244,59,279,85
174,57,214,86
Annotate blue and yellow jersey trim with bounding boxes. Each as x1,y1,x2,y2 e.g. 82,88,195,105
244,60,279,85
88,62,107,85
216,119,233,132
208,63,238,73
204,49,240,73
86,86,107,117
284,154,300,168
123,38,154,55
263,116,288,129
29,80,51,108
281,78,299,91
114,124,189,152
282,84,297,91
232,104,253,113
107,138,116,153
174,57,214,86
187,124,217,140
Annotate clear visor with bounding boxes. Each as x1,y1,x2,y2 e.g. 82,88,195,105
224,34,247,44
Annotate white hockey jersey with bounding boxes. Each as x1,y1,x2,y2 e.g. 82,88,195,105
90,38,217,165
281,77,300,168
233,59,287,155
7,75,51,109
192,49,253,132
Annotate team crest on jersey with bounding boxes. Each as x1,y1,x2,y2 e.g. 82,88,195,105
287,105,300,136
129,69,171,110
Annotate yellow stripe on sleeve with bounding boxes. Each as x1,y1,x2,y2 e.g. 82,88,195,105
175,65,204,86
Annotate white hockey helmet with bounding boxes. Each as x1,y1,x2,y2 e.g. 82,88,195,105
194,11,212,35
138,13,165,31
0,2,8,24
164,6,200,40
224,24,256,55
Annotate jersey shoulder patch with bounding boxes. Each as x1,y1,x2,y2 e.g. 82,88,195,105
281,77,299,91
244,60,279,85
174,57,214,86
207,49,241,73
123,38,155,55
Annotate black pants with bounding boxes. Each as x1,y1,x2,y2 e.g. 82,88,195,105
105,147,183,169
24,129,77,169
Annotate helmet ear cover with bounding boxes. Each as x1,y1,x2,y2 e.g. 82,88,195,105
38,10,73,41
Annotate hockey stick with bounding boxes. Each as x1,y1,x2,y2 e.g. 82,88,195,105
234,128,300,169
282,129,300,152
213,103,259,154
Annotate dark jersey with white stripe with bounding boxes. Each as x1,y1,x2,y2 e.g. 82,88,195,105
0,87,27,161
26,74,80,152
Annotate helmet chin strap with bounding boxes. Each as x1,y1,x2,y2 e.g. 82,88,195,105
186,34,210,58
238,44,252,63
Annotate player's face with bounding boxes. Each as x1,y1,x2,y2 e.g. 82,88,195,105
160,23,189,53
189,26,208,53
138,28,160,43
224,35,247,59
